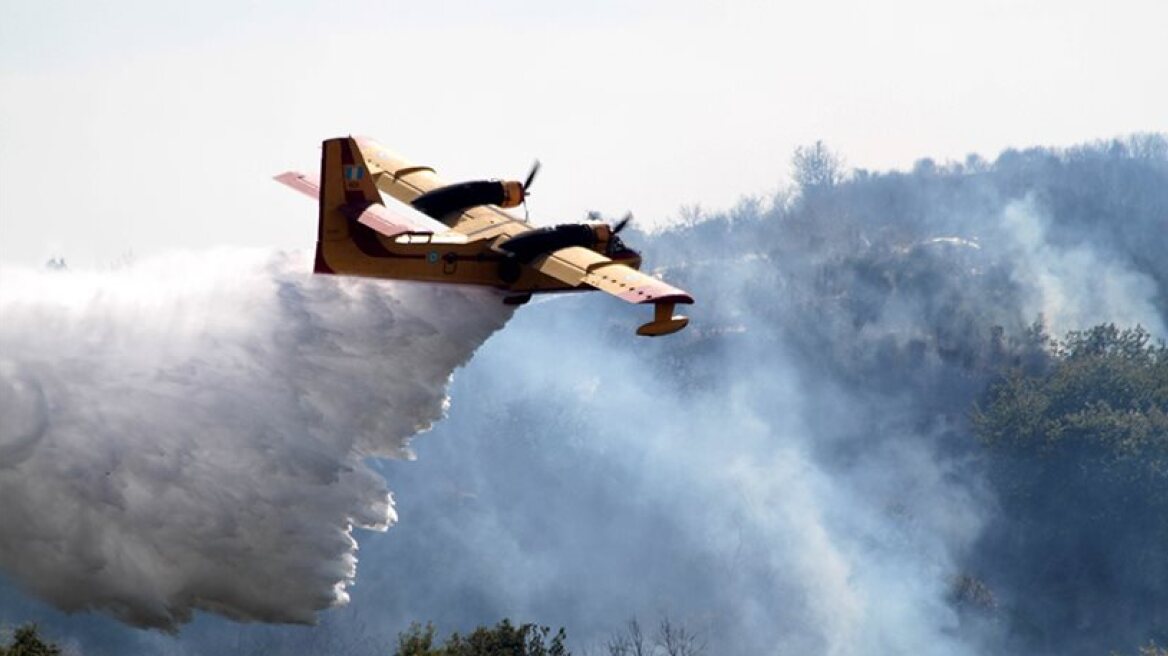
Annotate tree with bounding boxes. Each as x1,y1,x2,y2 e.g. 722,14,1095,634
791,140,844,192
0,624,61,656
394,619,569,656
605,619,648,656
397,622,439,656
971,324,1168,649
603,618,703,656
973,324,1168,464
654,618,703,656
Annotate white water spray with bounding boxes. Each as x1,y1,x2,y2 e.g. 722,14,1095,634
0,249,512,629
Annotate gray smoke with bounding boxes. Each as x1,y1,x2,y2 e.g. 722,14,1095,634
0,248,512,630
321,136,1165,656
2,135,1165,656
997,195,1164,337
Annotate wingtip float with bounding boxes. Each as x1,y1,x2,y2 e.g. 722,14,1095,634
275,136,693,336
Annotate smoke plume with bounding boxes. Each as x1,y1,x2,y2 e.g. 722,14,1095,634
0,249,512,630
2,135,1165,656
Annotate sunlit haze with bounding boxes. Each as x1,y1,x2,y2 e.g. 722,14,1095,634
1,0,1164,266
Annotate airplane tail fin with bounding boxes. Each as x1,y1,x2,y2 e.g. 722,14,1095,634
322,136,382,207
314,137,382,273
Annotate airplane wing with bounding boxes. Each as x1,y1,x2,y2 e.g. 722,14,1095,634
351,137,442,201
529,246,693,335
352,136,532,240
274,171,454,238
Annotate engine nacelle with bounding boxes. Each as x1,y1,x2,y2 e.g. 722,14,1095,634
497,223,640,266
411,179,526,224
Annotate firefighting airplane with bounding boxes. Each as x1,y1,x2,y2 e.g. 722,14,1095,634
275,136,693,336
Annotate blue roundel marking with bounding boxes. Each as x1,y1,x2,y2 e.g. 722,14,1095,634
427,251,439,264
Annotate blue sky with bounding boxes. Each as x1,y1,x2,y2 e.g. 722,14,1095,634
1,0,1165,266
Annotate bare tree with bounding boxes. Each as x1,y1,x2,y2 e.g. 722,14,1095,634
605,618,648,656
791,140,844,192
655,617,704,656
606,617,703,656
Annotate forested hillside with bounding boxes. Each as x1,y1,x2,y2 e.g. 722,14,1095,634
3,135,1165,656
639,134,1168,654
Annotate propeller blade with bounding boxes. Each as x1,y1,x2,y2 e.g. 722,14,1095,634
612,212,633,235
523,159,541,192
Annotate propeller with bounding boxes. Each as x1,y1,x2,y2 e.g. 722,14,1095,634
602,212,635,257
611,212,633,235
522,159,541,192
521,159,540,221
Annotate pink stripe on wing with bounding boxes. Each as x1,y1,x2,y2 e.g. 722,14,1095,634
617,276,694,305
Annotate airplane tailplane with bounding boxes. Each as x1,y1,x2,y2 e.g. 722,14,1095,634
315,137,382,273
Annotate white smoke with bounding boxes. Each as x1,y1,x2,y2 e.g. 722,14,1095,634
999,196,1166,337
0,248,513,630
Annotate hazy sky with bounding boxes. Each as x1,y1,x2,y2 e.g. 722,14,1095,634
1,0,1165,266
